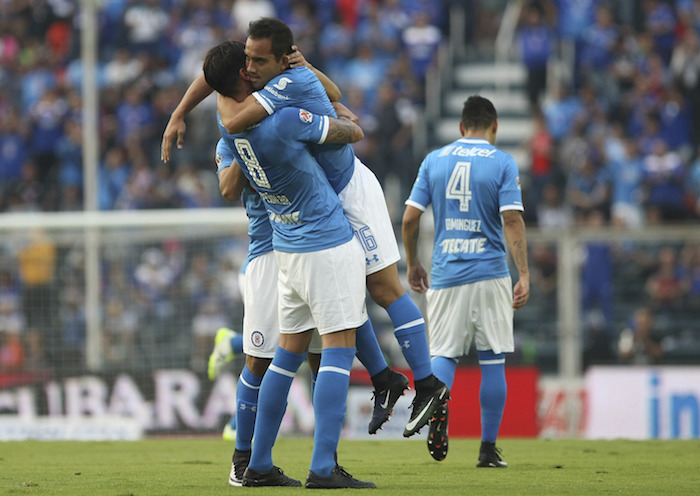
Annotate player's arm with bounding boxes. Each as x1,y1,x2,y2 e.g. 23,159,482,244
288,46,341,102
218,160,247,202
218,47,341,135
502,209,530,310
161,74,213,163
324,116,364,144
402,205,430,293
332,101,359,124
217,93,269,135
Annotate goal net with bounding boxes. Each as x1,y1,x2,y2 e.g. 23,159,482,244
0,208,250,377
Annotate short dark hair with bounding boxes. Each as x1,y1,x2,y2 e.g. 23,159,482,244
202,40,246,98
248,17,294,60
461,95,497,131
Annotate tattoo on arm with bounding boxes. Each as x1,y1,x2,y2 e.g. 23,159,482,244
326,119,362,143
503,211,529,275
511,238,529,274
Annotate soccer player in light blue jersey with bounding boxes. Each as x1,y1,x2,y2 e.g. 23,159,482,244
161,23,418,435
161,17,447,441
203,40,375,489
213,137,401,486
402,96,530,467
216,18,448,438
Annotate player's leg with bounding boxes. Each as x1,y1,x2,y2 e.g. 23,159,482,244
472,277,514,468
206,327,243,444
236,252,300,486
307,334,375,490
338,160,447,435
307,329,357,481
242,331,311,487
307,348,321,397
476,349,508,468
228,355,270,485
423,285,472,461
368,264,448,437
207,327,243,381
355,317,409,434
297,238,375,489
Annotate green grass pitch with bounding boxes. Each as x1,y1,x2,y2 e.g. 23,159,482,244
2,438,699,495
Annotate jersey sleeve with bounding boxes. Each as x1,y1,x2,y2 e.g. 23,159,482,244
275,107,330,144
405,155,432,211
498,154,524,213
252,69,309,116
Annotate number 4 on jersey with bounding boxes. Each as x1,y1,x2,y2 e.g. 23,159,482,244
446,161,472,212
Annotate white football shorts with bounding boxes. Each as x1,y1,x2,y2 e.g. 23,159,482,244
338,157,401,275
275,238,367,336
426,276,515,357
241,251,280,358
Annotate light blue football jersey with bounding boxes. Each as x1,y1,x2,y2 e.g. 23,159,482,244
219,107,353,253
252,66,355,193
215,138,273,272
406,137,524,289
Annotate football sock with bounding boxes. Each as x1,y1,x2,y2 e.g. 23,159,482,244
370,366,392,389
234,365,262,451
431,356,458,390
355,319,388,377
387,293,432,381
311,371,317,400
478,350,507,443
248,347,305,472
230,333,244,355
310,346,355,478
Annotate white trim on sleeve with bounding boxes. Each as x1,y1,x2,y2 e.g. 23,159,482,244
405,199,427,211
252,92,274,115
317,115,330,144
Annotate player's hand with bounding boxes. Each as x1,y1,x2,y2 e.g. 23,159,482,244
332,101,359,124
161,114,186,163
407,263,430,293
512,275,530,310
288,45,310,68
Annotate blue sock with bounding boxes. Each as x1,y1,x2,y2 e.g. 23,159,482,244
386,294,432,380
310,347,355,478
311,371,317,400
355,319,387,377
231,333,244,355
478,350,507,443
248,347,306,472
431,356,458,390
235,366,262,451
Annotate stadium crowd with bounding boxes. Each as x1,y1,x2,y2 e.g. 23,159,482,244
0,0,448,214
1,0,700,373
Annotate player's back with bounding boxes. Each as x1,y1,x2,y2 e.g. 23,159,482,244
253,66,355,193
413,137,523,287
219,107,352,253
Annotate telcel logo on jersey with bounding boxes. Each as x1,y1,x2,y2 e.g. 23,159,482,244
298,109,313,123
449,146,497,158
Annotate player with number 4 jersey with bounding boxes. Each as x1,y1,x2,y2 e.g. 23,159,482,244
403,95,530,467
